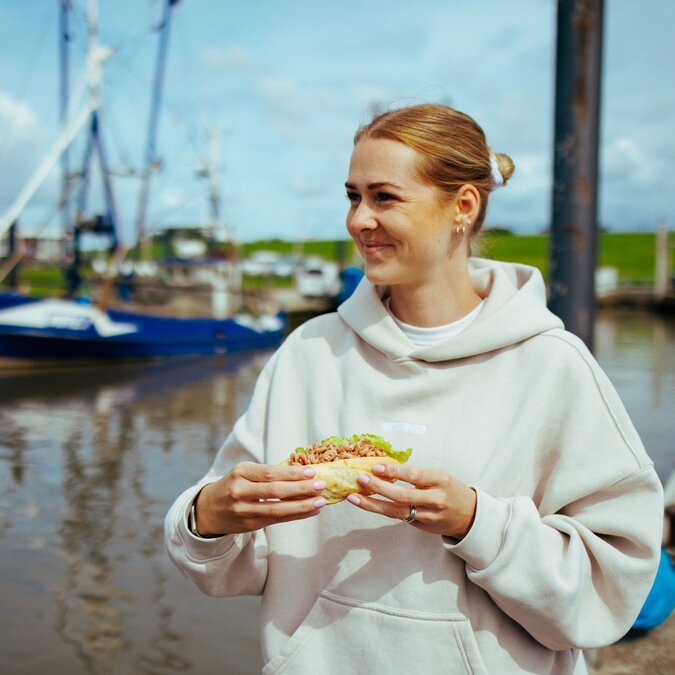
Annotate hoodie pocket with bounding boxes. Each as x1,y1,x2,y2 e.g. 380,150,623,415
262,590,488,675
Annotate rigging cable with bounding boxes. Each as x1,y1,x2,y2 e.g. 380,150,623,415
114,53,203,164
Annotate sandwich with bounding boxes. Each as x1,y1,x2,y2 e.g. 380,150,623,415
283,434,412,504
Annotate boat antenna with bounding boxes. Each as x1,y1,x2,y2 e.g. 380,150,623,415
135,0,181,262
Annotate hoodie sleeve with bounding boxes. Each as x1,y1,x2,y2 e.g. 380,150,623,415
444,466,663,650
164,350,281,597
444,333,664,650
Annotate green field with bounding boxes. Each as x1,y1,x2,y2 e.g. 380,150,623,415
7,232,669,294
478,231,663,283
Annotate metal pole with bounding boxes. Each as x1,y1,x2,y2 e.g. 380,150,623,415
7,221,18,290
60,1,71,261
549,0,604,349
135,0,180,261
92,112,121,247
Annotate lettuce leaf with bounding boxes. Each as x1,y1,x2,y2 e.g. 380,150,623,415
358,433,412,463
293,433,412,464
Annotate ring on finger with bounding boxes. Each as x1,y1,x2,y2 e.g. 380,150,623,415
402,504,417,524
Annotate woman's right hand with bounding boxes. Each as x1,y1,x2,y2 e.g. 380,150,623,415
193,462,327,536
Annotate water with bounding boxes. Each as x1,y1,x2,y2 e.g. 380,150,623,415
0,353,268,675
594,311,674,482
0,311,673,674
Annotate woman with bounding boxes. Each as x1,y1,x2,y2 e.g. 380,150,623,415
165,104,663,674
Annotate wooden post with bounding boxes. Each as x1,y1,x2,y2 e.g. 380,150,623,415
655,219,670,299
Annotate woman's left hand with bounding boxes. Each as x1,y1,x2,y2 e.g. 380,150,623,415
347,463,477,540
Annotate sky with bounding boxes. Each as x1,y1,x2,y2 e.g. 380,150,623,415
0,0,673,245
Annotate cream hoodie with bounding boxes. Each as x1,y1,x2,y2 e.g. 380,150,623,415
165,258,663,675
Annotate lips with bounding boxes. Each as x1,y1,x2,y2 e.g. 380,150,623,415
361,240,393,254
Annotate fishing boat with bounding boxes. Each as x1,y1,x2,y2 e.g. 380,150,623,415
0,0,286,368
0,292,284,367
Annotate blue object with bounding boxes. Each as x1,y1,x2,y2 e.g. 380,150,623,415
632,548,675,631
337,266,364,305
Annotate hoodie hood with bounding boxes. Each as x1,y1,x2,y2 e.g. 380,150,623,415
337,258,563,362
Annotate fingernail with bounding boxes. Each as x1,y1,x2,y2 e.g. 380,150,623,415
372,464,385,474
357,473,370,486
303,468,316,477
347,494,361,505
313,497,326,508
313,480,326,491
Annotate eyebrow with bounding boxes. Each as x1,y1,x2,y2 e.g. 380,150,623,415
344,181,403,191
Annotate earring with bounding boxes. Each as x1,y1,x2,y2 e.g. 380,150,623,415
454,224,466,237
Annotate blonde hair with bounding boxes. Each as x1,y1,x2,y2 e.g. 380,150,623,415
353,104,514,237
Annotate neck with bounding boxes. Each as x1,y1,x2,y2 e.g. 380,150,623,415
388,272,482,328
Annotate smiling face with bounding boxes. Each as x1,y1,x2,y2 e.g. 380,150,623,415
345,137,462,291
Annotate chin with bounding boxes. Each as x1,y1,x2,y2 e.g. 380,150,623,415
362,265,391,286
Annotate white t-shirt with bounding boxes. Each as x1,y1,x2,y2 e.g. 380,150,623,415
386,298,484,347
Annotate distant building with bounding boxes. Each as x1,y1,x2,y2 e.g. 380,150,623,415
0,235,64,263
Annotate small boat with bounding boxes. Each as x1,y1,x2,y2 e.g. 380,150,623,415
0,292,285,368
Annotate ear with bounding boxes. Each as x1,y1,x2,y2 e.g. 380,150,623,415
454,184,480,223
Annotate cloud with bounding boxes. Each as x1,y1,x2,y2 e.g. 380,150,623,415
0,90,55,210
199,45,265,76
288,175,326,197
159,189,185,209
257,75,301,109
0,91,42,137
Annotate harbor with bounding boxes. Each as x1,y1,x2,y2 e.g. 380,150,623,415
1,1,673,672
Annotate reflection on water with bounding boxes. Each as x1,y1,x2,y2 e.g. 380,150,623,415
0,353,268,675
595,311,675,482
0,312,673,674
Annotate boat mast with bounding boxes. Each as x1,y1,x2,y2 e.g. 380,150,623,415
207,127,222,250
135,0,181,262
198,126,241,316
0,1,108,242
60,1,72,262
66,0,120,296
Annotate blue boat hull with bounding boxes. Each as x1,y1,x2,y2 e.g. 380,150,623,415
0,293,286,364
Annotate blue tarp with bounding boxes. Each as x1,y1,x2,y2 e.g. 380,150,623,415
632,548,675,631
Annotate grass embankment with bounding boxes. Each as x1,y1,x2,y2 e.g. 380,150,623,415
13,266,66,297
479,231,660,283
7,232,665,295
238,239,355,262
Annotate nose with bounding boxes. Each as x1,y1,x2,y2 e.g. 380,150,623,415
347,200,378,234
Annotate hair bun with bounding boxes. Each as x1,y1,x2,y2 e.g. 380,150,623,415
490,151,515,187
